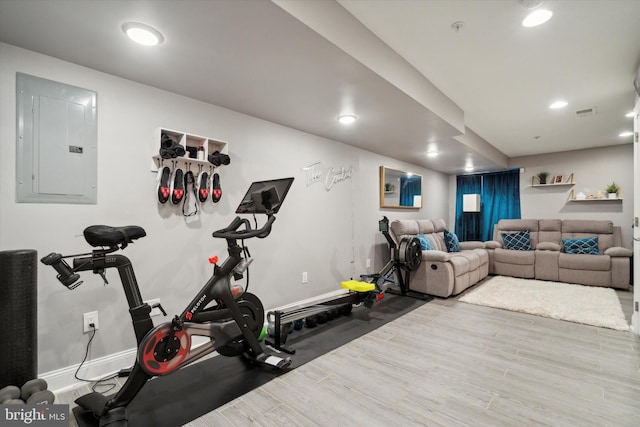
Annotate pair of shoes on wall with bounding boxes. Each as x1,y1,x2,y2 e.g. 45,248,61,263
158,168,221,204
196,172,222,203
156,167,185,205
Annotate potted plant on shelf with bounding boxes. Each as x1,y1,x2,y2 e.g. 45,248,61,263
536,172,549,185
605,182,620,199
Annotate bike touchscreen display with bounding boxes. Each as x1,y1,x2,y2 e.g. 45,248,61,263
236,177,294,214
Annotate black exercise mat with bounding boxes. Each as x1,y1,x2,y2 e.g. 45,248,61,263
73,293,428,427
276,292,429,360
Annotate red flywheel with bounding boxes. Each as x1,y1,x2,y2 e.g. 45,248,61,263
138,325,191,376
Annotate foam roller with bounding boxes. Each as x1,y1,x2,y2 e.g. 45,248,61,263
0,250,37,388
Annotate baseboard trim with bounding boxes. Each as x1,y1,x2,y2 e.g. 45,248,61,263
43,347,137,393
43,289,350,393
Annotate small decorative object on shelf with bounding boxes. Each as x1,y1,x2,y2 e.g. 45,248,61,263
197,143,205,161
536,172,549,185
605,182,620,199
570,187,622,202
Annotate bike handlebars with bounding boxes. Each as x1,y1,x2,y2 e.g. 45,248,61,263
41,214,276,290
212,215,276,240
40,252,82,289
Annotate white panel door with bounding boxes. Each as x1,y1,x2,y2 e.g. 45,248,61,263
633,96,639,335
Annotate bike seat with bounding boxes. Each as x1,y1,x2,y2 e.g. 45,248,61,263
83,225,146,248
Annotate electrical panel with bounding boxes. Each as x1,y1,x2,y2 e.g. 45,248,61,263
16,73,97,204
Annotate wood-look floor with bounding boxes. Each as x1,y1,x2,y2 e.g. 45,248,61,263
57,288,640,427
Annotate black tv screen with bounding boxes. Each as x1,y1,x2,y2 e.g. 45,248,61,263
235,177,294,214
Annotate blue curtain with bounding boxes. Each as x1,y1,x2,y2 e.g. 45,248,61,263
455,175,482,241
400,176,421,207
455,169,521,241
481,170,521,241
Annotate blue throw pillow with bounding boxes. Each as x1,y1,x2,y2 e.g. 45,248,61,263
562,237,599,255
443,229,460,252
417,234,434,250
501,230,533,251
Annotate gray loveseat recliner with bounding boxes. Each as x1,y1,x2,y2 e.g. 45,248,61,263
390,219,489,298
487,219,632,289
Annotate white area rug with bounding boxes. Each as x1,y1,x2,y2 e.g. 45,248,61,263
459,276,630,331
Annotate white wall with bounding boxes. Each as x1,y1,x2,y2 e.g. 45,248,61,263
0,43,449,376
511,144,635,248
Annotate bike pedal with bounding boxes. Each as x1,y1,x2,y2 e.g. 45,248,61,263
254,352,292,369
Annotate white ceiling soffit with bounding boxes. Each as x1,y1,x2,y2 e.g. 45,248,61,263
0,0,508,173
337,0,640,158
273,0,508,172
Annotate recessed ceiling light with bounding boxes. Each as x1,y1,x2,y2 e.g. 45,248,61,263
625,111,635,118
337,114,357,124
464,166,474,172
122,22,164,46
426,151,439,158
618,131,633,137
522,9,553,27
549,100,568,109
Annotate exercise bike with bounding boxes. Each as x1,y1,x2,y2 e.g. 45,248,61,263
41,177,295,427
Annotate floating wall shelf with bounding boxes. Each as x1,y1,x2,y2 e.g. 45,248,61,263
530,172,574,187
151,128,227,172
569,188,622,202
569,198,623,202
530,182,575,188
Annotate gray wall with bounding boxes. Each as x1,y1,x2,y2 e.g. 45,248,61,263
1,42,634,378
0,43,449,375
447,145,634,247
511,144,634,248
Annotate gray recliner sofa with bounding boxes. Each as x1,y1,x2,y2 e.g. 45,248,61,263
390,219,489,298
487,219,632,289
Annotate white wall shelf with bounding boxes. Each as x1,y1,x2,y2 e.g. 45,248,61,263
151,128,227,172
569,198,623,202
530,172,574,187
569,188,622,202
530,182,575,188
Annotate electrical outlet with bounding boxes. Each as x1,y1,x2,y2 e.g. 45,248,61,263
366,259,371,268
302,272,308,283
83,311,99,333
146,298,162,317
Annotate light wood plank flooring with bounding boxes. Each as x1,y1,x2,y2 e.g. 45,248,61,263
57,288,640,426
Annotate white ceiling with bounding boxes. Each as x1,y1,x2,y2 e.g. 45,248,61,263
338,0,640,158
0,0,638,174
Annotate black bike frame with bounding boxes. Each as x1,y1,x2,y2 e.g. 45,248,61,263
73,254,151,343
69,235,261,414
